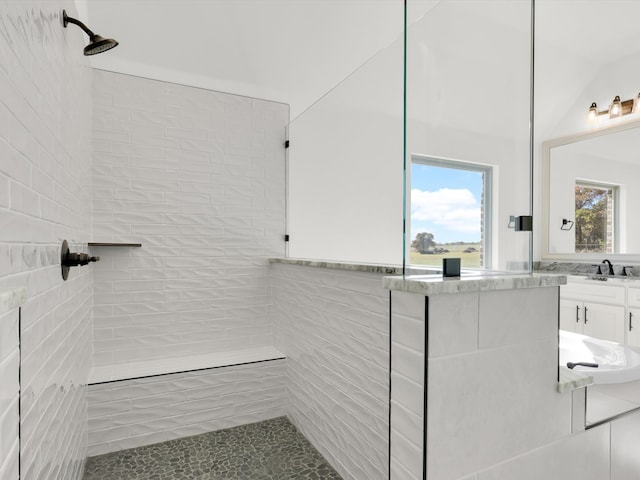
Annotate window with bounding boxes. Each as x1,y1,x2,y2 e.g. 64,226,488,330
575,181,618,253
410,156,492,268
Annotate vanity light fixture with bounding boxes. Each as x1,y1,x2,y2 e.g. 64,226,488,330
609,95,622,118
588,103,598,121
588,93,640,122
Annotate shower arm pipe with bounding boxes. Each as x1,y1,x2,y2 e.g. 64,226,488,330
63,11,96,39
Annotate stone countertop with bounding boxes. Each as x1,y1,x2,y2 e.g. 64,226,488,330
558,366,593,393
0,288,27,315
269,258,403,275
383,272,566,296
537,262,640,281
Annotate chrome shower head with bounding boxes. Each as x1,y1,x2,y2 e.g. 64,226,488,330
62,10,118,56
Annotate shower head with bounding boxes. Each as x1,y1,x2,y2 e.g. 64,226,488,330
62,10,118,56
83,34,119,56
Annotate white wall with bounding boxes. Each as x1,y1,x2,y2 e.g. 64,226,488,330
84,1,439,120
288,1,533,270
90,70,288,366
287,32,404,265
0,2,93,479
406,1,532,271
271,264,390,480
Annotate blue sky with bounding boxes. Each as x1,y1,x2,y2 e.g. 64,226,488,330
411,163,482,244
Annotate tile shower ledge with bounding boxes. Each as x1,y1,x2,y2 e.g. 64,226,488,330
270,257,402,274
0,288,27,315
383,272,567,295
89,346,285,384
558,366,593,393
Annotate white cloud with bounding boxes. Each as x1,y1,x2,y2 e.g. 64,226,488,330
411,188,481,234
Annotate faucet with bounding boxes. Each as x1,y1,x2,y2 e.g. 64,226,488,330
602,259,614,275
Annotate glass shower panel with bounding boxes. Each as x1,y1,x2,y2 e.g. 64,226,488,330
405,0,533,273
286,8,406,265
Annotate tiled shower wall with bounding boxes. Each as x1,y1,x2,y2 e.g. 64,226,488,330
87,359,287,456
0,304,20,479
271,264,390,480
91,70,288,366
0,2,93,479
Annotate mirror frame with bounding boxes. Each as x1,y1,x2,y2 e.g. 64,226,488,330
541,118,640,263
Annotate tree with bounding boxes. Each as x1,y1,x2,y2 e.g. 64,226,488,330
575,186,609,253
412,232,435,253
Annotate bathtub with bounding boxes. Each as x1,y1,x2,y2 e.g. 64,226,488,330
559,330,640,384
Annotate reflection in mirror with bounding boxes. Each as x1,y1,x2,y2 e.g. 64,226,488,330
546,125,640,255
562,330,640,426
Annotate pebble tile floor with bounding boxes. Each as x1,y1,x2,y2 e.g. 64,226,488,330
83,416,343,480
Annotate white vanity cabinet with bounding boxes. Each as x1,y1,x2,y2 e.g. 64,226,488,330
560,279,626,344
626,287,640,347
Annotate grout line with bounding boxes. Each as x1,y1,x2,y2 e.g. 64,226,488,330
88,357,286,386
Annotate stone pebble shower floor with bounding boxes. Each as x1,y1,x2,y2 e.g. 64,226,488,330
83,416,343,480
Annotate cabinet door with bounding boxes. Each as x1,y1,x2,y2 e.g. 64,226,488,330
627,307,640,347
561,282,625,305
560,299,581,333
628,287,640,308
583,302,625,343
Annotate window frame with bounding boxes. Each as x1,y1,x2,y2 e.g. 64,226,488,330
574,180,619,254
409,155,493,269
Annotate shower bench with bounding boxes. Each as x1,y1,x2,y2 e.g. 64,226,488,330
86,346,286,456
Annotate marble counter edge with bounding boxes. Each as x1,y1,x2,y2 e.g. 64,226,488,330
537,262,640,281
0,288,27,316
269,257,402,275
558,366,593,393
383,273,567,295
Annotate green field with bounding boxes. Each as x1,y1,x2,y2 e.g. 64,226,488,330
410,243,482,268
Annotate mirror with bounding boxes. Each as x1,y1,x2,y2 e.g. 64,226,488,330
544,122,640,256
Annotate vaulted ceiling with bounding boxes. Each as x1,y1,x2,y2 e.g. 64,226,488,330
80,0,640,134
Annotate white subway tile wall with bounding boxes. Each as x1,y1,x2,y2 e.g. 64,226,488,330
271,264,390,480
0,308,19,480
0,2,93,479
389,291,425,480
91,70,288,366
87,360,287,455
